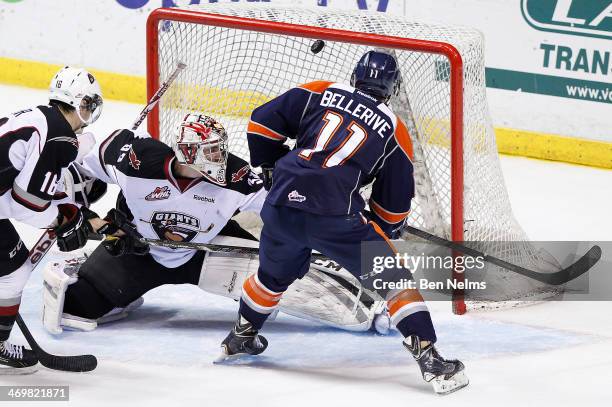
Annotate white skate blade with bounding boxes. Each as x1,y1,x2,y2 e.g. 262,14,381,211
213,349,236,364
214,346,262,365
430,370,469,395
0,365,38,375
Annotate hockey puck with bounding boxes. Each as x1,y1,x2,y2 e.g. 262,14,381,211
311,40,325,54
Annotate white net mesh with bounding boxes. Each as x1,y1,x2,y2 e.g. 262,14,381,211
152,4,561,311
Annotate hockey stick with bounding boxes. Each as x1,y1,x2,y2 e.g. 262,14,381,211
15,315,97,372
131,61,187,131
141,231,602,286
140,237,324,259
13,62,189,371
15,231,98,372
401,225,602,286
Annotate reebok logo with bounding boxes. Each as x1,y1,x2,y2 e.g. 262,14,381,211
356,89,378,102
193,194,215,203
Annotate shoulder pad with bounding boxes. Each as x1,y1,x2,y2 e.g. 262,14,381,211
222,153,264,194
100,129,173,179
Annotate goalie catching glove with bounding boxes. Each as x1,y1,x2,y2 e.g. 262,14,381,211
98,209,149,257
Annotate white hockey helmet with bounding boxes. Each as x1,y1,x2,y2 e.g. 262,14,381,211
175,113,229,185
49,66,103,126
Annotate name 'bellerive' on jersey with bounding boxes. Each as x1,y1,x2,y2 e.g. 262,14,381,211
247,81,414,236
0,106,78,227
80,129,266,268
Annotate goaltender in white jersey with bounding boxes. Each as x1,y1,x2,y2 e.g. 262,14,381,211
82,124,265,268
43,114,389,334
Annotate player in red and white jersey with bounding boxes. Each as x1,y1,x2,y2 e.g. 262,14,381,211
0,66,104,373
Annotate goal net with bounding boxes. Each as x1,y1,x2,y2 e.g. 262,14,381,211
146,4,561,313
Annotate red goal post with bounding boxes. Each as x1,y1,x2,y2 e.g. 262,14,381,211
146,7,467,314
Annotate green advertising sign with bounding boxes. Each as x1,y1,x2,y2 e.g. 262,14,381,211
522,0,612,40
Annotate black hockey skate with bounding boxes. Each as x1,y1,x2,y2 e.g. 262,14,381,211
216,316,268,363
403,335,469,394
0,341,38,374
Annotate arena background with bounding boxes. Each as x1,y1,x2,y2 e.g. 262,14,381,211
0,0,610,168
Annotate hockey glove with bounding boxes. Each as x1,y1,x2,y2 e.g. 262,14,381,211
102,235,150,257
261,166,274,191
64,162,108,207
54,204,97,252
99,209,149,257
362,209,404,240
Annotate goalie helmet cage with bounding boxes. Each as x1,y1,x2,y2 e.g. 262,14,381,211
146,4,559,315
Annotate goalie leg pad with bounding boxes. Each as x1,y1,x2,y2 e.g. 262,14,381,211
197,247,387,333
44,256,145,332
197,235,261,299
197,252,259,300
42,257,88,334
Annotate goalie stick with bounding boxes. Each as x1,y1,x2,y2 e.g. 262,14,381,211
16,61,188,372
141,237,327,261
140,230,602,286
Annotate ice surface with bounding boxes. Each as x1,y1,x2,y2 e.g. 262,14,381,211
0,84,610,406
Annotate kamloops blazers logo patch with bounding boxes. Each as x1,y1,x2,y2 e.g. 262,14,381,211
145,186,171,201
150,212,201,242
231,165,250,183
288,190,306,203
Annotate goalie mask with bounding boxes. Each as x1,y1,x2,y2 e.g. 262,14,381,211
49,66,103,127
175,114,229,185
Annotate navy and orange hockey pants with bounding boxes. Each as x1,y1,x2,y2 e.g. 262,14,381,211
239,202,437,342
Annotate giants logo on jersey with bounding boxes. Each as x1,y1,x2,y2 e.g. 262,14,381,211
145,186,171,201
149,211,201,242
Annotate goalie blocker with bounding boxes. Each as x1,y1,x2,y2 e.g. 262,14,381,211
42,220,390,335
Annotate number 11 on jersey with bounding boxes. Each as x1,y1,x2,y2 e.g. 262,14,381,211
299,111,368,168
